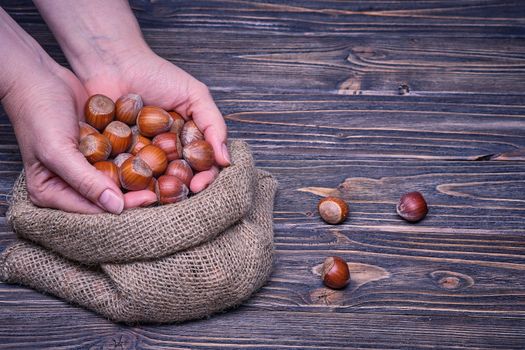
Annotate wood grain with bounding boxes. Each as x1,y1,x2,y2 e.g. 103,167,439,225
0,0,524,348
3,1,525,96
1,309,525,349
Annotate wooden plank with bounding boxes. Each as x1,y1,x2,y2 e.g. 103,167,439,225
0,307,524,349
7,27,525,96
217,94,525,158
143,32,525,95
6,0,525,34
2,2,525,96
0,1,524,348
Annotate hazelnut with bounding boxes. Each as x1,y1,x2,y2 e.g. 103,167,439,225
115,93,143,125
93,161,120,187
103,121,132,157
169,111,185,136
113,152,133,168
183,140,214,171
79,121,98,140
155,175,189,204
84,94,115,131
396,191,428,222
318,197,349,224
165,159,193,187
180,120,204,146
152,132,182,161
146,177,157,192
137,144,168,177
119,156,153,191
79,133,112,164
128,126,152,155
136,106,173,137
321,256,350,289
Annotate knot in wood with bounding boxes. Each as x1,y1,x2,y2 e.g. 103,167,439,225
398,83,410,95
309,287,344,306
438,276,461,290
430,270,474,291
98,333,138,350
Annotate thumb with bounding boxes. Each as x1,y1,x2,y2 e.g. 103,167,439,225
187,82,230,167
42,145,125,214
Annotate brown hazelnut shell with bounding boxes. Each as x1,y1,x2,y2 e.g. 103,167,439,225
103,121,132,157
169,111,186,136
155,175,189,204
152,132,183,161
119,156,153,191
84,94,115,131
180,120,204,146
115,93,143,125
136,106,173,137
128,128,152,155
396,191,428,222
79,121,99,140
79,133,112,164
113,153,133,168
321,256,350,289
318,197,349,224
182,140,214,172
137,144,168,177
165,159,194,187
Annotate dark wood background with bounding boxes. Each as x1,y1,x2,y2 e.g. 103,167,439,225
1,0,525,348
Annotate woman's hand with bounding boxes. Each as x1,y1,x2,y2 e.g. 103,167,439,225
0,7,140,214
3,64,134,214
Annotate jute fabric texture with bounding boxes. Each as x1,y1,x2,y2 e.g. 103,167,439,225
0,141,277,323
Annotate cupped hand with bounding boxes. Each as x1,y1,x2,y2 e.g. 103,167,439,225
79,50,230,193
4,48,228,214
3,63,156,214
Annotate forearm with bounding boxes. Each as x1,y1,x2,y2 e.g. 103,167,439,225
0,7,53,111
33,0,149,82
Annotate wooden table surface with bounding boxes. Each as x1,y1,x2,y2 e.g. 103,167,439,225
1,1,525,348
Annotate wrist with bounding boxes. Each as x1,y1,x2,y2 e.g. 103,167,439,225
66,35,151,83
33,0,151,84
0,8,54,102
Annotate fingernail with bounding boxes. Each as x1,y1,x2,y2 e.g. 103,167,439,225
221,143,231,165
99,189,124,214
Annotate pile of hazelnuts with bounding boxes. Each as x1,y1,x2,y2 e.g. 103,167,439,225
317,192,429,290
79,93,215,205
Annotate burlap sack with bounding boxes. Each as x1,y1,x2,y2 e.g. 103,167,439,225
0,140,277,323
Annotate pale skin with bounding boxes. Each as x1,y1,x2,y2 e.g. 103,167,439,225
0,1,230,214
